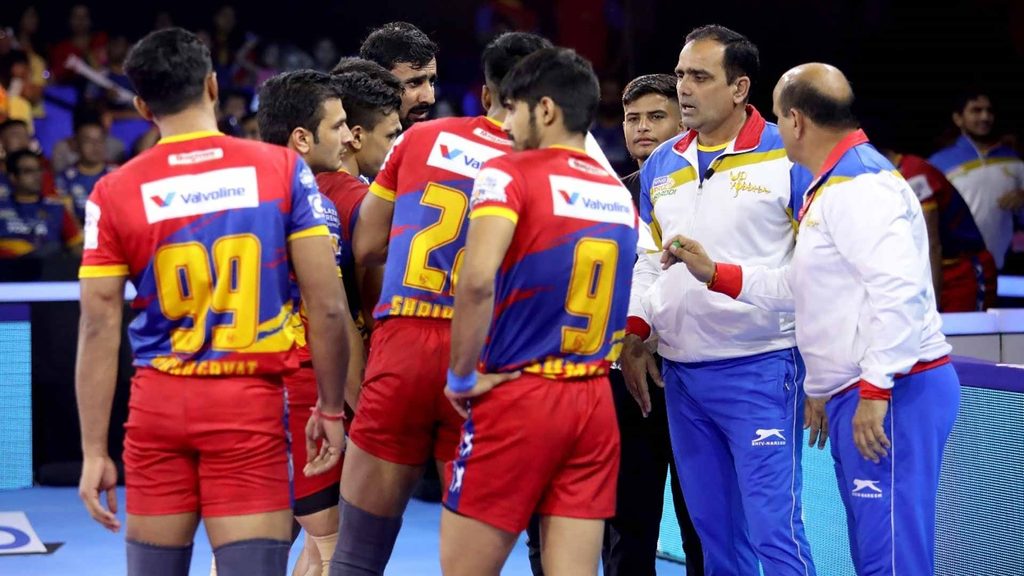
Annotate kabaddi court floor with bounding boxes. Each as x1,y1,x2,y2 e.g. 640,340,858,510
0,487,679,575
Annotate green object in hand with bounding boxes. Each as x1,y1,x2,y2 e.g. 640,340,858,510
671,240,682,250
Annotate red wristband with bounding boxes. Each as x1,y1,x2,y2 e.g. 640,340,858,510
858,379,892,400
626,316,652,341
313,406,346,421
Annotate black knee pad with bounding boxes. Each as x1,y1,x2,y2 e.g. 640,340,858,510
213,538,290,576
329,497,404,576
126,539,193,576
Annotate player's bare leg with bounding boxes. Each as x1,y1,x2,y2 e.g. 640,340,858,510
539,516,603,576
295,506,339,575
331,441,423,575
439,509,519,576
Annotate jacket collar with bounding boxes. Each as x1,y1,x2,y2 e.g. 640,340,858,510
673,104,766,156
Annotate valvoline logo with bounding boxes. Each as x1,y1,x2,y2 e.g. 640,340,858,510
149,192,177,208
558,190,580,205
439,145,463,160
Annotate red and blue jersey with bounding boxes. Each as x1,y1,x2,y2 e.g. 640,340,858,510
0,196,82,257
292,188,345,364
56,164,117,223
369,116,511,321
79,131,329,377
470,147,639,379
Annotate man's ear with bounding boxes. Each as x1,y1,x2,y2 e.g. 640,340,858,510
289,127,313,155
350,125,365,152
133,96,154,122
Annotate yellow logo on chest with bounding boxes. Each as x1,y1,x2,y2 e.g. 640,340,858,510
730,171,771,197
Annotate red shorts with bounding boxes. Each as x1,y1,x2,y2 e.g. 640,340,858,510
123,368,290,517
348,317,462,466
940,251,997,312
284,365,342,514
442,374,620,534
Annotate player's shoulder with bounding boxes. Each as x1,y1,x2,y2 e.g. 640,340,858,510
317,170,368,207
927,139,970,172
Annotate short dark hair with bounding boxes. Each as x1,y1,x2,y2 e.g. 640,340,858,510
777,80,859,130
257,69,345,146
953,87,991,114
622,74,678,106
482,32,553,86
500,47,599,135
73,106,105,134
6,149,40,176
0,119,29,136
331,71,402,131
359,22,438,71
125,28,213,117
684,25,759,87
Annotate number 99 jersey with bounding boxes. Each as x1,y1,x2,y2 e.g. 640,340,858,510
470,147,639,379
79,132,329,377
368,116,512,321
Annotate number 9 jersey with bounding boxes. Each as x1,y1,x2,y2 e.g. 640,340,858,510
470,147,639,379
79,132,329,377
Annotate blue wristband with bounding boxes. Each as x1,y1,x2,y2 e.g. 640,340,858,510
447,369,478,393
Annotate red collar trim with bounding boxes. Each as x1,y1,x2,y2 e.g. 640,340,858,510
674,105,766,154
813,129,869,182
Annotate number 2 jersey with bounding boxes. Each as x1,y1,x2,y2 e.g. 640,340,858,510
369,116,512,321
470,147,639,379
79,131,329,377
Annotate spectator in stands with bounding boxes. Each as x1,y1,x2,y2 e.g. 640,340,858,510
312,37,339,73
0,150,81,258
56,118,116,224
209,5,244,85
864,115,997,311
217,88,252,136
930,89,1024,274
84,35,136,116
239,113,259,140
0,39,35,127
50,5,108,87
15,6,48,118
50,108,126,172
1,119,58,198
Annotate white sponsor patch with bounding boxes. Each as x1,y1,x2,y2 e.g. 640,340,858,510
549,175,635,226
568,157,608,177
168,148,225,166
426,132,506,179
308,192,327,219
472,126,513,146
471,167,513,207
141,166,260,223
83,200,101,250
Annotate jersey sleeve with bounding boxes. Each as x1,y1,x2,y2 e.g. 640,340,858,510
79,180,129,278
368,131,408,203
286,157,330,241
468,158,524,224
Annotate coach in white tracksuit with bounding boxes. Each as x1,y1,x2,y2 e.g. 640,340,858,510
667,63,960,576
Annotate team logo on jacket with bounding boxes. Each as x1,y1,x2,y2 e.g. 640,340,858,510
141,166,259,223
751,428,786,446
550,175,635,226
852,479,883,499
427,132,505,179
730,171,771,197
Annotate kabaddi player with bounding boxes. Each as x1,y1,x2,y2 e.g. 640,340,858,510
442,47,638,576
75,29,350,576
358,22,438,128
328,31,550,576
257,68,365,576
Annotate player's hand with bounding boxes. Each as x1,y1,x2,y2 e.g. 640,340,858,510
804,396,829,449
620,334,662,417
852,398,891,463
661,235,715,282
997,189,1024,211
303,409,346,477
79,454,120,532
445,371,522,419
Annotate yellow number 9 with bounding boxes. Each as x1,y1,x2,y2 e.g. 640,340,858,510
562,238,618,355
